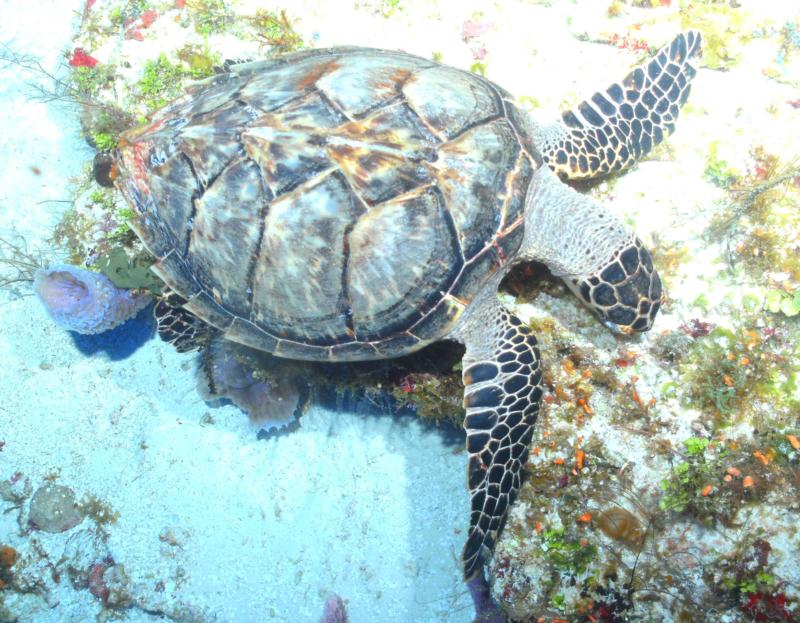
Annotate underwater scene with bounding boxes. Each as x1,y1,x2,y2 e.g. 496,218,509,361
1,1,798,622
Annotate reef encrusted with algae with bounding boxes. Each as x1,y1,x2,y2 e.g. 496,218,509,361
4,0,799,621
483,2,800,620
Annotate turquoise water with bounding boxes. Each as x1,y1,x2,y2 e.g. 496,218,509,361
2,1,800,622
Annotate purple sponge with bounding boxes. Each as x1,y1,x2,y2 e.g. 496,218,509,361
467,571,506,623
34,264,151,334
320,595,348,623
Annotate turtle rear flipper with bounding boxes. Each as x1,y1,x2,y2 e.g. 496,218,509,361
154,289,215,352
537,30,702,180
199,337,304,432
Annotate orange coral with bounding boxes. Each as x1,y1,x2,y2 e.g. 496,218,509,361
0,545,18,568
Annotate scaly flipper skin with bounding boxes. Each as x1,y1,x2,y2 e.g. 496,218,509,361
154,289,214,353
537,30,701,180
457,296,542,582
567,236,661,332
524,165,662,333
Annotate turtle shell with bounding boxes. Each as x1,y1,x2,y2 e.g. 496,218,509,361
116,48,539,361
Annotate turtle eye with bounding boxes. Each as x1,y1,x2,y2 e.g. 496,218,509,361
93,152,116,188
569,239,662,333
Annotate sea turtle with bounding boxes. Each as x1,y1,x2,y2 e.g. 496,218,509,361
104,30,700,621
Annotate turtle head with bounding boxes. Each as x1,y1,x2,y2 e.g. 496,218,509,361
566,238,662,334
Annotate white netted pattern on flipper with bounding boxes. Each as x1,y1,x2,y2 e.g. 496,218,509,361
527,116,567,165
522,166,633,278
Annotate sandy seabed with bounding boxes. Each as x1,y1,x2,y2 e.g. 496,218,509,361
0,2,470,621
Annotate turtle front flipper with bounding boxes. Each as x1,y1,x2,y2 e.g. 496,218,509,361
454,292,543,619
525,165,662,333
536,30,701,180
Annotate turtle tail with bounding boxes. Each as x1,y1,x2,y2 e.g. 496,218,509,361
538,30,702,180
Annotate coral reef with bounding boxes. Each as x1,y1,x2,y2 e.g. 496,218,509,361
0,472,212,620
34,264,150,334
485,6,800,618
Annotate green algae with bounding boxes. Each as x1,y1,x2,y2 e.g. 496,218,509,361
678,2,750,70
136,53,190,111
187,0,234,36
248,9,304,53
706,536,799,621
134,48,218,113
675,316,799,430
497,442,644,618
52,183,144,268
541,527,598,577
677,142,800,432
704,140,739,188
379,0,404,18
0,233,46,293
500,424,799,618
469,61,487,76
659,439,723,517
96,247,162,294
69,66,104,100
90,131,118,151
79,103,134,157
658,432,799,527
175,43,221,79
764,288,800,317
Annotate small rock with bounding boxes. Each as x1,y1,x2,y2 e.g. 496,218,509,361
88,557,115,603
87,559,133,608
62,529,111,589
102,563,133,608
28,483,85,533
